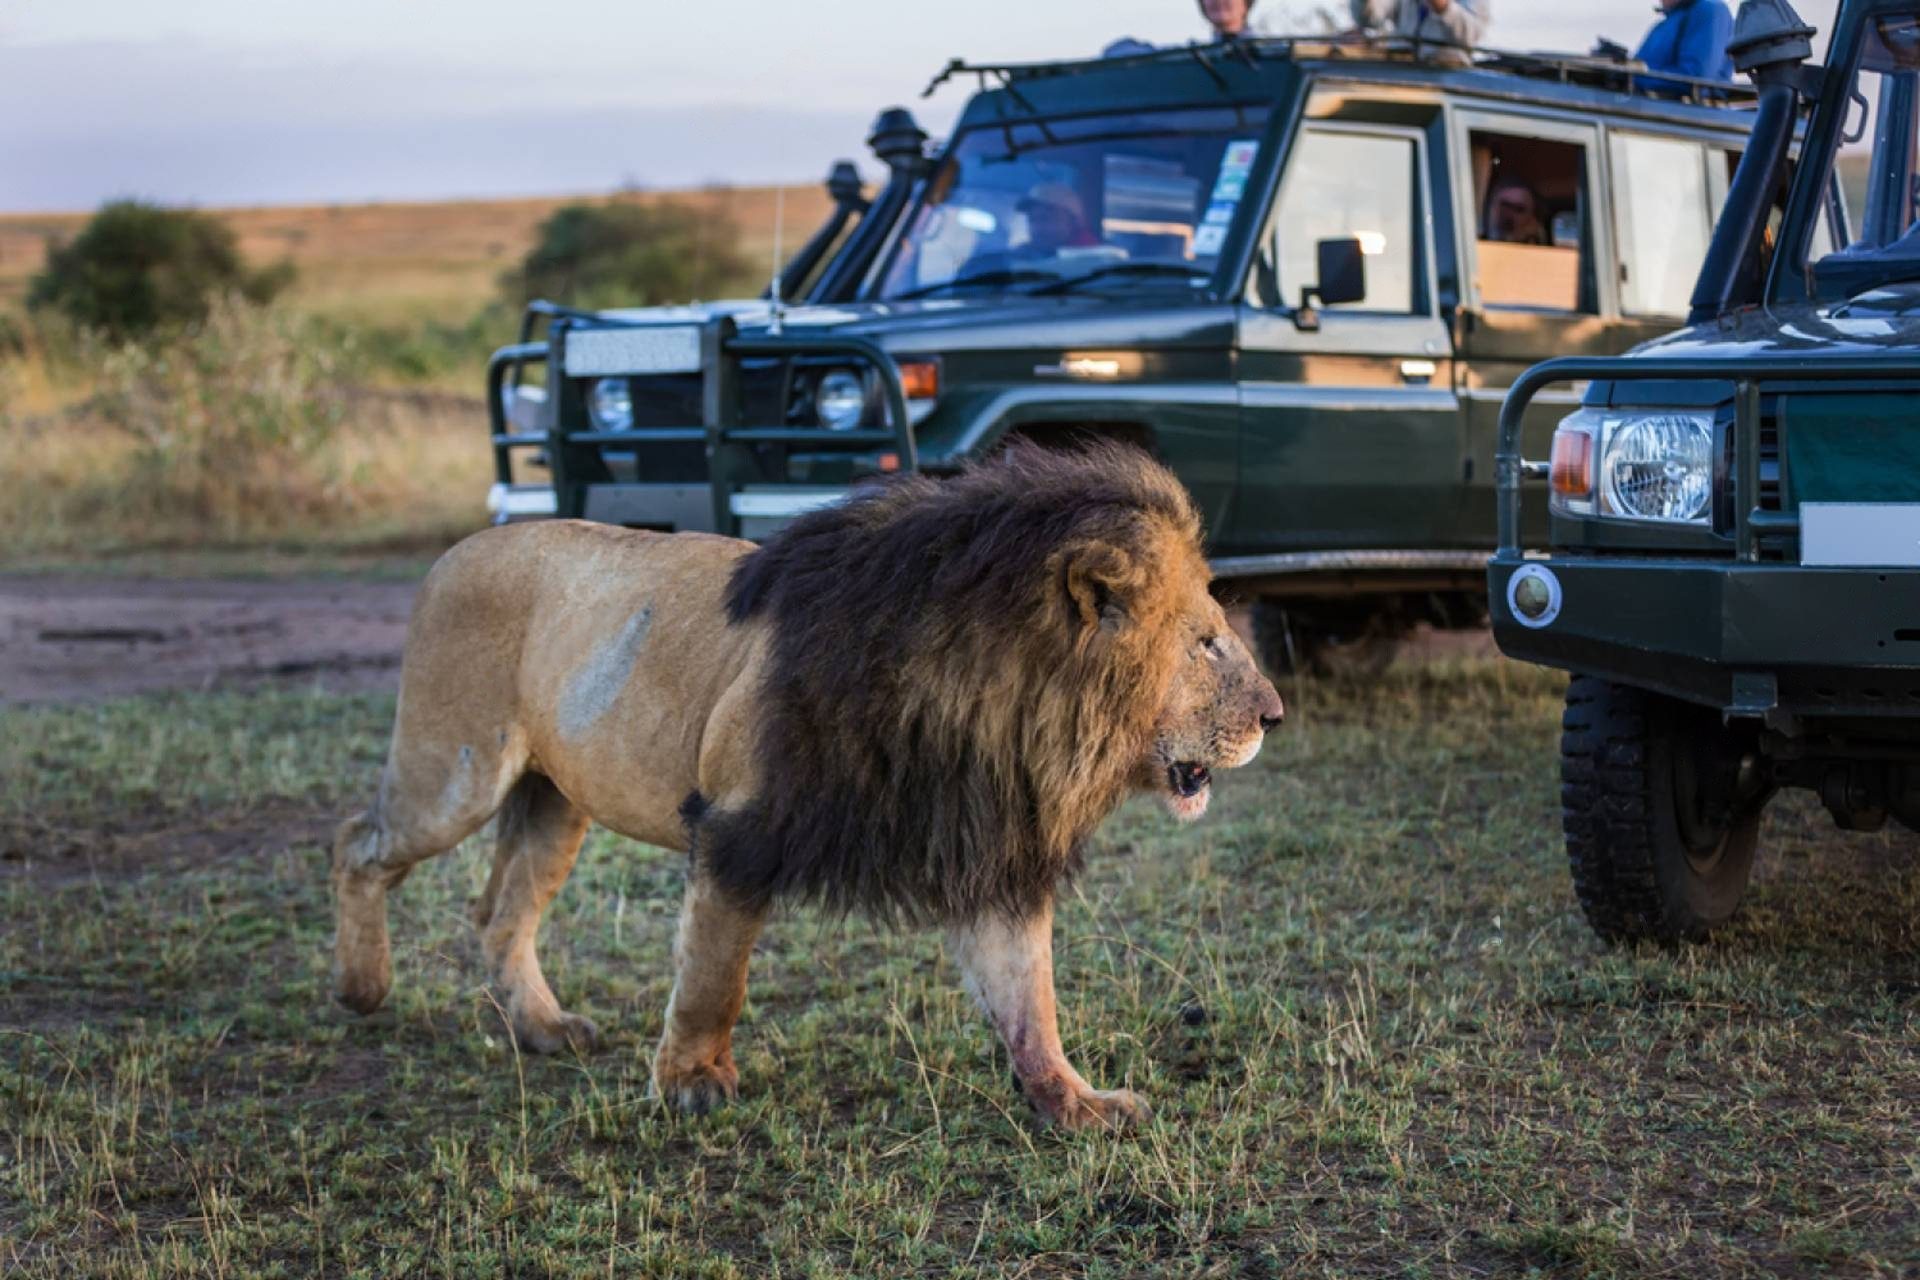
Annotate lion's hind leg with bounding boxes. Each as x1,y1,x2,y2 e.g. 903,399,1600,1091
332,735,525,1017
476,774,597,1055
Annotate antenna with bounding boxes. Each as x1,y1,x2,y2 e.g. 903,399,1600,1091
768,185,786,335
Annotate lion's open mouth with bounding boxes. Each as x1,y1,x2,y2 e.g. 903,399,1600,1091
1162,761,1212,820
1168,762,1211,798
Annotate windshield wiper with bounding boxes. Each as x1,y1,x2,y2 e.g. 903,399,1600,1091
889,268,1057,301
1029,262,1211,295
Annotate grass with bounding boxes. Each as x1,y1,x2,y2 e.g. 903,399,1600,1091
0,185,831,326
4,659,1918,1277
0,306,492,563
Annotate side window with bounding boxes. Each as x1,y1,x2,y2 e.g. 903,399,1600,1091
1716,150,1839,286
1469,128,1595,313
1268,129,1419,313
1612,133,1714,318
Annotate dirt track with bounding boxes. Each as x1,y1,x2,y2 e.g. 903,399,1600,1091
1,574,1499,705
0,575,419,704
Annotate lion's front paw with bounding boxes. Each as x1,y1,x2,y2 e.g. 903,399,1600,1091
331,955,392,1017
654,1056,739,1115
1027,1078,1152,1132
511,1009,600,1056
331,862,395,1016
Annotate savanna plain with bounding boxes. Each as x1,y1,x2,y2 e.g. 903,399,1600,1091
2,188,1918,1279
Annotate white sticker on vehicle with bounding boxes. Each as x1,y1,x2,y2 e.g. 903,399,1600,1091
1800,502,1920,567
1220,140,1259,172
563,326,703,376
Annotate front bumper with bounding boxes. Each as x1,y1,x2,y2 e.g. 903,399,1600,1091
486,481,851,539
1490,555,1920,720
487,305,911,540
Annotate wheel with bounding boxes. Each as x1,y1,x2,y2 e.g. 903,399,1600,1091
1559,675,1772,944
1249,598,1409,678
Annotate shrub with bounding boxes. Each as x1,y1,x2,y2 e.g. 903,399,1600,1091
28,200,295,338
503,199,755,309
89,297,351,534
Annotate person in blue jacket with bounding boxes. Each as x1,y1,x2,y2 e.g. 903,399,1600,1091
1635,0,1735,93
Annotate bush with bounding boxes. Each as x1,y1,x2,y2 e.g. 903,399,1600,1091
503,199,755,309
28,200,295,338
90,297,351,534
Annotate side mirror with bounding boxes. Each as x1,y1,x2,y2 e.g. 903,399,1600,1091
1294,236,1367,331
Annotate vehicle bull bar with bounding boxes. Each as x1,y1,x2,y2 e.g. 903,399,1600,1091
488,306,917,537
1496,354,1920,561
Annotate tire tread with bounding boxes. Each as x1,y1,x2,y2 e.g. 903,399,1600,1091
1560,675,1669,944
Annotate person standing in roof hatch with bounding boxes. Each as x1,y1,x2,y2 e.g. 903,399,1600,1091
1350,0,1489,49
1634,0,1735,93
1199,0,1256,39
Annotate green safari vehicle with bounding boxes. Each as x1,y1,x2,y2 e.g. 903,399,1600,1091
1490,0,1920,943
488,35,1808,672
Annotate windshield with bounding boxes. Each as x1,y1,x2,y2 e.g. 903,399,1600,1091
873,104,1271,301
1810,11,1920,291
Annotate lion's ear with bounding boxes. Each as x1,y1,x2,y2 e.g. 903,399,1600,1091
1063,545,1132,634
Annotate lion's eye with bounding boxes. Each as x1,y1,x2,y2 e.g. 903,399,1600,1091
1199,634,1221,658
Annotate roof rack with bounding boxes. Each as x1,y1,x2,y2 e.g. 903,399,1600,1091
922,36,1758,109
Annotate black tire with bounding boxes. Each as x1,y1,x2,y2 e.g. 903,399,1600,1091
1560,675,1770,944
1249,599,1408,678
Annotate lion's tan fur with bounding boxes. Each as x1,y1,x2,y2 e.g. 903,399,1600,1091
331,449,1282,1129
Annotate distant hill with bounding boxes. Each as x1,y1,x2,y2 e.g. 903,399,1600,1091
0,183,837,322
0,157,1882,325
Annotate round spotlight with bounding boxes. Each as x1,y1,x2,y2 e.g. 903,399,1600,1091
815,370,866,431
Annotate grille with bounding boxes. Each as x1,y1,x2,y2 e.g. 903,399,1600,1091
1750,399,1795,561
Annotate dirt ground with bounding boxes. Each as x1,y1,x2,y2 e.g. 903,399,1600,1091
0,574,419,703
1,574,1496,705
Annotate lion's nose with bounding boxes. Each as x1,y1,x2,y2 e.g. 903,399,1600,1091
1257,684,1285,732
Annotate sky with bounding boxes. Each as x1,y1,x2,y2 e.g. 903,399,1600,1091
0,0,1846,212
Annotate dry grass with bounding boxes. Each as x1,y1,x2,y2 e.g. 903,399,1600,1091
0,184,833,325
0,182,839,562
0,304,490,560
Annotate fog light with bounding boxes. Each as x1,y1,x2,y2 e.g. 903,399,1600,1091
1506,564,1562,629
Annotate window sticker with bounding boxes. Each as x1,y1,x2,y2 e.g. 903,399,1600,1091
1209,170,1247,201
1203,200,1238,225
1221,140,1259,171
1192,223,1228,255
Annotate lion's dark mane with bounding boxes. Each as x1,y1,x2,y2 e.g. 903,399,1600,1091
690,444,1197,924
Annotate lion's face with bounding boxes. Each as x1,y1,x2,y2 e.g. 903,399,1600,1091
1140,578,1285,821
1057,486,1285,828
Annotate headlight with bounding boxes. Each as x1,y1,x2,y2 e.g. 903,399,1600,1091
1549,408,1713,525
815,369,866,431
588,377,633,432
1600,413,1712,523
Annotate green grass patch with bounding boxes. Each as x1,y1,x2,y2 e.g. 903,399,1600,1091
3,660,1918,1276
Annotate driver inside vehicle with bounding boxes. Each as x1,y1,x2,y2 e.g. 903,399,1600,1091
1012,182,1099,259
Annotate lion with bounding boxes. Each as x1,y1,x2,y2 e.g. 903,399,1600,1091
330,444,1284,1130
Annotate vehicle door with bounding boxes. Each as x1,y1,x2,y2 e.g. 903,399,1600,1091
1231,119,1458,552
1451,111,1618,545
1608,128,1734,345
